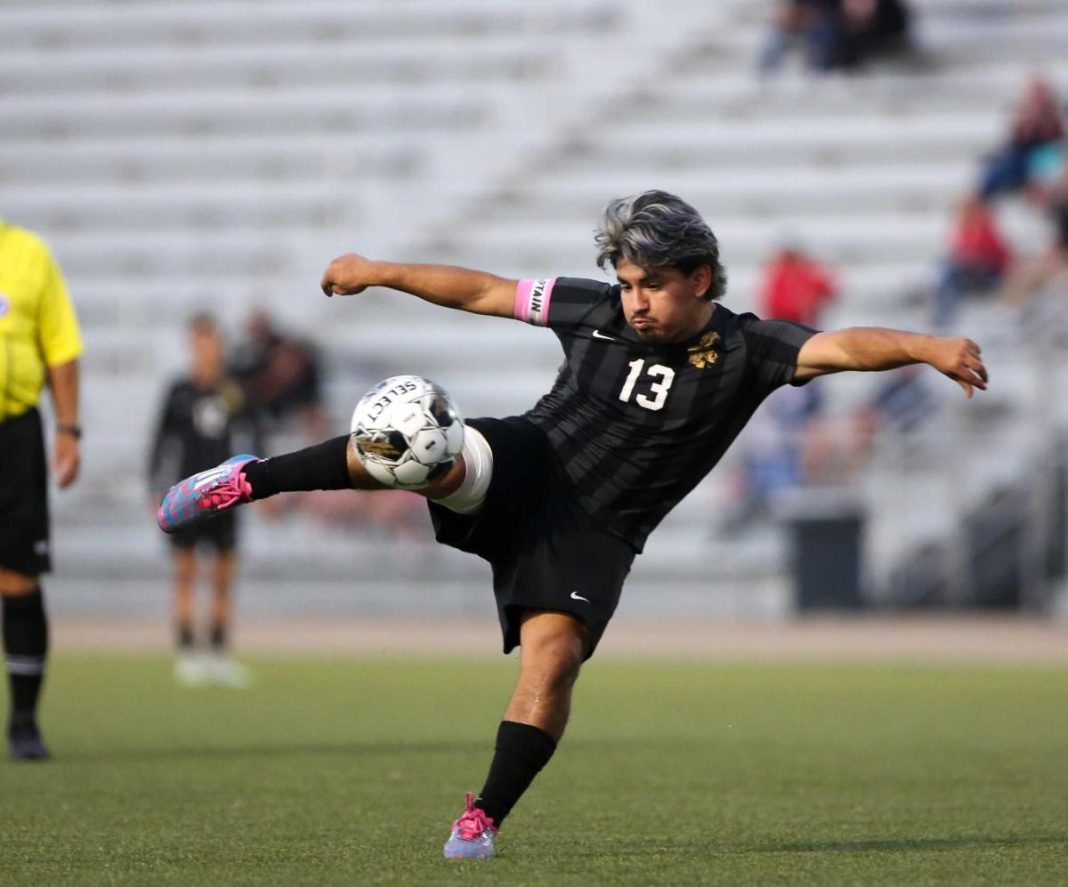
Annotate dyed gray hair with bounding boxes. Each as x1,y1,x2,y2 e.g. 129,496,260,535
594,190,728,301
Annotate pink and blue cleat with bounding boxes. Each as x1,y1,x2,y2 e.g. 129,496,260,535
157,455,258,533
443,792,498,860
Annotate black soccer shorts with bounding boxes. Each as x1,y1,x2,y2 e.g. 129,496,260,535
429,416,635,659
0,408,52,575
168,510,238,553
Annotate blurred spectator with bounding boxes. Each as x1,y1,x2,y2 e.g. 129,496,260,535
758,0,911,75
849,365,937,457
799,365,938,490
979,75,1065,201
227,312,428,534
1000,166,1068,313
758,1,823,74
229,309,327,441
932,194,1012,329
720,383,825,531
148,313,260,688
758,242,837,327
838,0,911,68
722,365,938,534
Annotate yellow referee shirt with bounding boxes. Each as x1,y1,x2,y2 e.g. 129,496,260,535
0,222,83,423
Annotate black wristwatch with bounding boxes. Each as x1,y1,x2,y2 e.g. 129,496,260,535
57,424,82,440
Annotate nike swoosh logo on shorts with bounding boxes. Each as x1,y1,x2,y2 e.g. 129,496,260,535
570,591,590,603
591,330,616,341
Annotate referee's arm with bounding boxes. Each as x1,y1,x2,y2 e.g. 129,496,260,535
320,253,518,318
794,328,989,398
46,358,80,488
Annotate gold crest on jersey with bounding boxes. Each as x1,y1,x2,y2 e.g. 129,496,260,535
687,332,720,369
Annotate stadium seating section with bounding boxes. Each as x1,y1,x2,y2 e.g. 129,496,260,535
2,0,1066,618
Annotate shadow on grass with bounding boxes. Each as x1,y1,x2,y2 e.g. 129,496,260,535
748,834,1068,855
566,834,1068,860
55,735,658,765
54,740,479,764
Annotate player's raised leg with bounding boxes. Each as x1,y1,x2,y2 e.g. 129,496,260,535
157,375,468,533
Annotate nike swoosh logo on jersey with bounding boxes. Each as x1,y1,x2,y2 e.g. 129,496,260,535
591,330,616,341
570,591,590,603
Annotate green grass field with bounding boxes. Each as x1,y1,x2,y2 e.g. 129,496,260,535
2,655,1066,886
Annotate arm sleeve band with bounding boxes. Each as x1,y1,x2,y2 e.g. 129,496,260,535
513,279,556,326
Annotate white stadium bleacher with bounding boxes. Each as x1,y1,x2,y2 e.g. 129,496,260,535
2,0,1066,620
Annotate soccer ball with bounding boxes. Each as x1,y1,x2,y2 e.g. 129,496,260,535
350,375,465,489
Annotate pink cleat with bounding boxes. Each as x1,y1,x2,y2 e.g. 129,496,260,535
157,455,257,533
443,792,498,860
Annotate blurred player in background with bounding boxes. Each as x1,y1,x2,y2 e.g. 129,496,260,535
0,221,82,761
148,313,260,688
156,191,988,858
229,308,327,442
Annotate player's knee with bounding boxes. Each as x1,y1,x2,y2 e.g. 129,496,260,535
518,612,587,685
0,568,39,595
431,425,492,512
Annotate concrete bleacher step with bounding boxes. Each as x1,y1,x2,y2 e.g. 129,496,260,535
0,38,567,98
0,84,487,140
0,135,426,187
436,213,950,266
485,165,972,217
0,1,619,49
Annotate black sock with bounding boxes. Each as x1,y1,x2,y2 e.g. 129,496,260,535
210,622,228,653
243,435,352,500
3,588,48,727
474,721,557,827
177,623,195,651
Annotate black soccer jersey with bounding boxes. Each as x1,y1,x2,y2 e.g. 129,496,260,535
147,378,260,493
515,277,817,550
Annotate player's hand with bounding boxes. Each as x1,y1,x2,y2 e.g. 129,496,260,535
926,336,988,398
52,434,80,488
320,253,376,297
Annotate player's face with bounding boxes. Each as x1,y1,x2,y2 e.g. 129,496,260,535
616,259,715,342
189,326,225,384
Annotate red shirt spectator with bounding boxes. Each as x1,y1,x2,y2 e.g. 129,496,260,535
950,196,1012,273
758,247,837,326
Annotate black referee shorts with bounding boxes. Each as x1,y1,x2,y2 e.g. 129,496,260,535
429,416,635,659
0,408,51,575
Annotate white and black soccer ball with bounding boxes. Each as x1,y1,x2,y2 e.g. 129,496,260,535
350,375,465,489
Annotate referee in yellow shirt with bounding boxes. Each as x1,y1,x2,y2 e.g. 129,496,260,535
0,221,82,761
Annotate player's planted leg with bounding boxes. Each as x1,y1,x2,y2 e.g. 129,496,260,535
444,610,586,860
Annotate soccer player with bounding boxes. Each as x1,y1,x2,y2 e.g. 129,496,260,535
157,191,988,857
0,220,83,761
148,313,259,687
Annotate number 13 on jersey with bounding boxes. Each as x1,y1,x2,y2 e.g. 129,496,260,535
619,359,676,411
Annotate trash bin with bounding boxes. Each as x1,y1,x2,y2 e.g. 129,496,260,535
777,489,865,611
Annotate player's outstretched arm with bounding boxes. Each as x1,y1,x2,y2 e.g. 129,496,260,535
794,328,989,398
320,253,518,318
